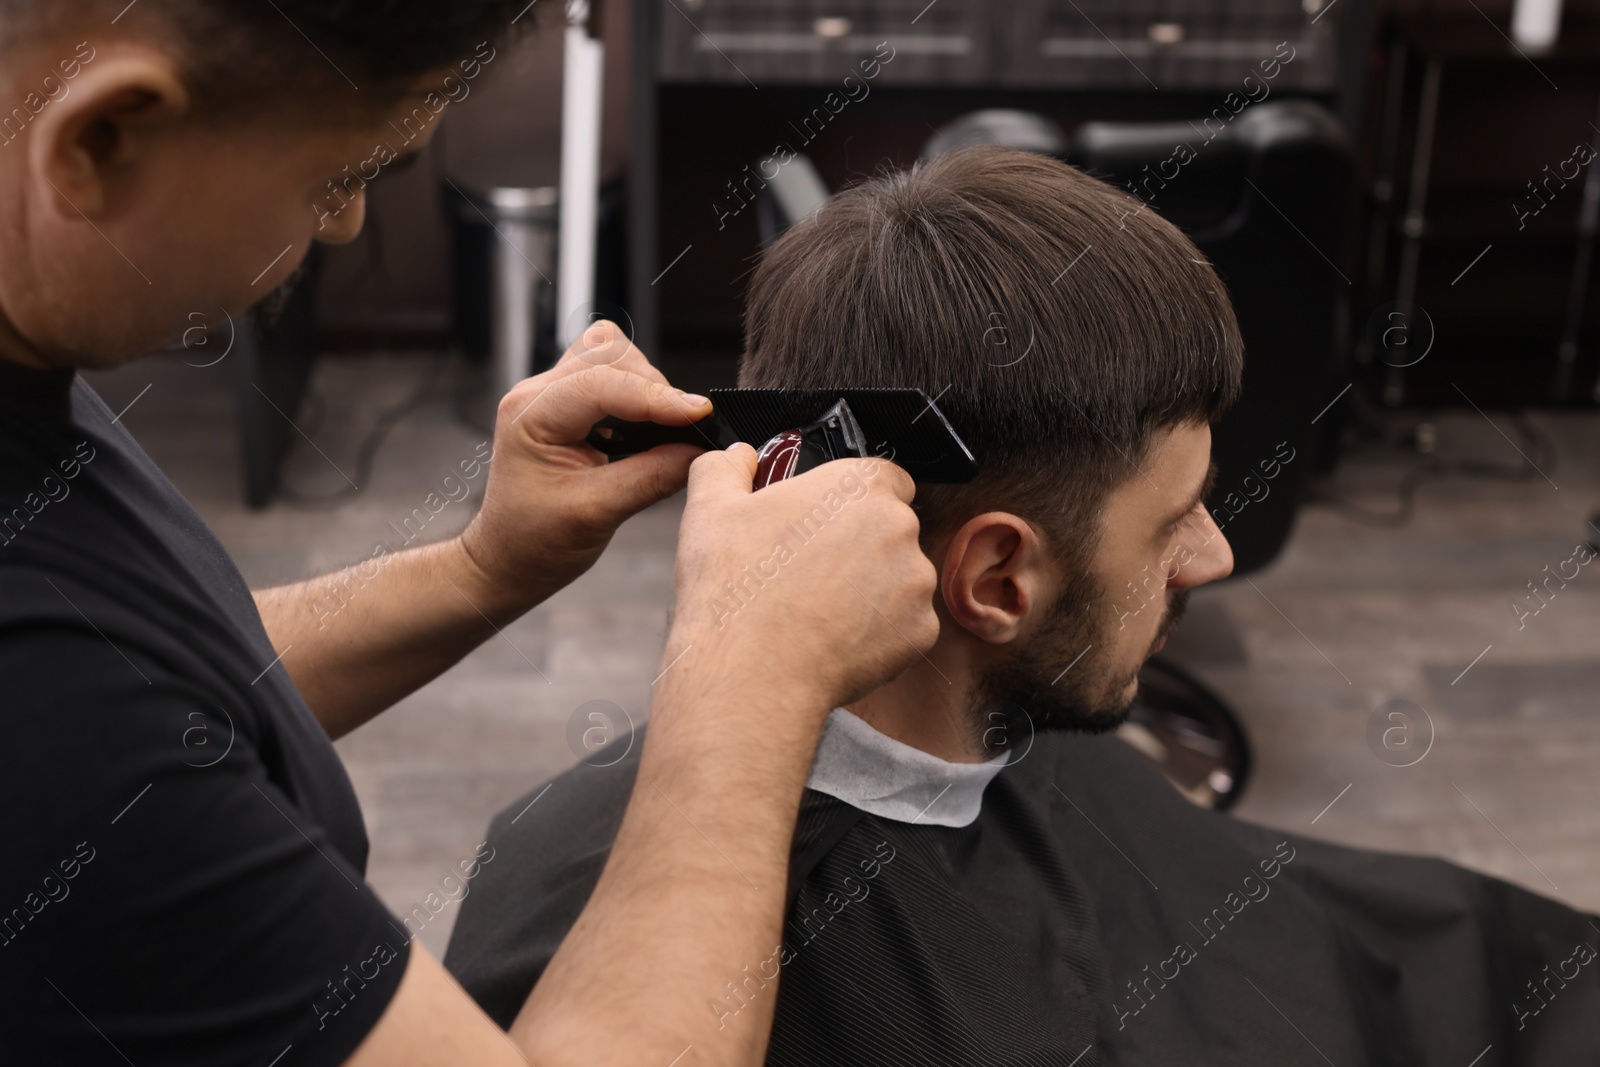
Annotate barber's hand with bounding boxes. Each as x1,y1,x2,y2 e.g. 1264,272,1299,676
665,444,940,717
457,321,709,609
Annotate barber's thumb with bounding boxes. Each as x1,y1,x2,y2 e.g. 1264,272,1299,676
686,442,759,502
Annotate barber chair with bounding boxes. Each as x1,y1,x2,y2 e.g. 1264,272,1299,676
755,101,1351,810
755,151,830,248
921,109,1068,161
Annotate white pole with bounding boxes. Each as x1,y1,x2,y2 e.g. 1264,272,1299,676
558,0,605,349
1511,0,1563,50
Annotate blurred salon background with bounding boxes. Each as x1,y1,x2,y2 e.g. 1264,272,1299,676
91,0,1600,954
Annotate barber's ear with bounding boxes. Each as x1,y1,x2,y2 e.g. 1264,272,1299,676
30,47,190,217
939,512,1048,644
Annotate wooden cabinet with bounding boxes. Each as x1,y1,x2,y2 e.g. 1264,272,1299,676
657,0,996,86
1003,0,1339,92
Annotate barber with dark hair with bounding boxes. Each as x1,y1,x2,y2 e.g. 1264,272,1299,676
0,3,939,1065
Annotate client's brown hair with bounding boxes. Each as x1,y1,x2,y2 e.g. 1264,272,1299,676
740,144,1245,556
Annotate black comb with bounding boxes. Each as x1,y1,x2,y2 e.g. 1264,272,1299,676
585,388,978,483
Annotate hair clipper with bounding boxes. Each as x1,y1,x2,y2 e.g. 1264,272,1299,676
585,387,978,489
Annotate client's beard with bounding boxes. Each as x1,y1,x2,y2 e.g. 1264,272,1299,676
973,570,1190,756
256,261,311,330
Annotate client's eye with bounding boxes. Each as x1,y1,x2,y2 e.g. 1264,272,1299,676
1165,502,1202,537
384,150,424,178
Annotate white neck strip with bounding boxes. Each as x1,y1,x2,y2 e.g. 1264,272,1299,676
804,707,1008,828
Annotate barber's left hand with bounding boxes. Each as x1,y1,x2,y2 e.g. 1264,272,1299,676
456,320,710,610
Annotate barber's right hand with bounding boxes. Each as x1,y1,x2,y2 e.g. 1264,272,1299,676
666,444,939,719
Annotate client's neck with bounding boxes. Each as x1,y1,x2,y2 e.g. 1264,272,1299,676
844,638,987,764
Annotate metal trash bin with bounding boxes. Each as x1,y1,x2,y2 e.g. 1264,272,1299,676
445,174,558,401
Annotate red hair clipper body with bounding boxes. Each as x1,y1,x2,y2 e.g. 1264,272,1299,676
753,399,869,488
755,431,806,487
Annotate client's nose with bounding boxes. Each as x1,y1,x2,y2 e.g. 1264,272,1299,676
314,187,368,246
1169,510,1233,589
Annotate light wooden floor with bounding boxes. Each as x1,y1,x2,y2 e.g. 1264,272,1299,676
89,352,1600,957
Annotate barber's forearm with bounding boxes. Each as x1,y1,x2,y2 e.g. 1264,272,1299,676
504,449,936,1064
510,661,827,1066
254,535,542,738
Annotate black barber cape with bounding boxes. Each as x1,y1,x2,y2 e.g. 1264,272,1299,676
447,723,1600,1065
0,365,407,1064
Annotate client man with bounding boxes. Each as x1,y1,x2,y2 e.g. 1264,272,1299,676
447,147,1599,1063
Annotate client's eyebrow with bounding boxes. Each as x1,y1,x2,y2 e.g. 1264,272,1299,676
1161,459,1219,532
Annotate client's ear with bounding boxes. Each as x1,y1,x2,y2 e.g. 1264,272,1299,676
29,45,190,218
939,512,1050,644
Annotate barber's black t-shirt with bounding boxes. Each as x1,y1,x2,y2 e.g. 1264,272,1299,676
0,363,408,1064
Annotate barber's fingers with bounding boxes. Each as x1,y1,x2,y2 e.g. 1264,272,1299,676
791,455,917,505
505,364,712,446
686,442,759,502
684,448,917,505
548,319,670,387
